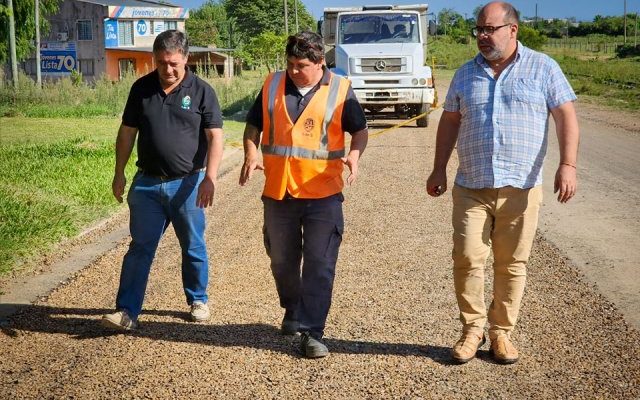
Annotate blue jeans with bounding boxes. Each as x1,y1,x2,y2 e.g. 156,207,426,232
262,193,344,339
116,171,208,319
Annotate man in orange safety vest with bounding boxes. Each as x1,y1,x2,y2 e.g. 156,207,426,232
239,31,368,359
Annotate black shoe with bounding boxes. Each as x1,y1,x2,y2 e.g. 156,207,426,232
280,309,299,335
300,332,329,359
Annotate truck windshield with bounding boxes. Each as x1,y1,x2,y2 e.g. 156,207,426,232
339,13,420,44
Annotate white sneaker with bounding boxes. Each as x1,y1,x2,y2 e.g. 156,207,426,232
101,310,138,331
190,301,210,322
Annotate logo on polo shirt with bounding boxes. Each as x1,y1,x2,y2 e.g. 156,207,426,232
181,95,191,110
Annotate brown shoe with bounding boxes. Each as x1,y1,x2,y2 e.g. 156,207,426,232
452,332,486,363
490,335,519,364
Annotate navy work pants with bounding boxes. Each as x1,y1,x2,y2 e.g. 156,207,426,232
262,193,344,339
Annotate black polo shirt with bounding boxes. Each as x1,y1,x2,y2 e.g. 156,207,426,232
122,68,223,177
246,67,367,134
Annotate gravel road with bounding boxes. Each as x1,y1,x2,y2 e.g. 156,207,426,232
540,102,640,329
1,104,639,398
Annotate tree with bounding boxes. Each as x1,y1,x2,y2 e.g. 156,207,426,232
185,0,229,48
223,0,315,45
0,0,59,64
438,8,470,42
518,24,547,50
245,31,286,72
438,8,462,35
472,5,483,21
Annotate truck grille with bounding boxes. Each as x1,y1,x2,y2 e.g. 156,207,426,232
364,80,400,84
359,58,404,73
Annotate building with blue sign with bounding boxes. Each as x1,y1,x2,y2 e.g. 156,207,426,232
22,0,232,81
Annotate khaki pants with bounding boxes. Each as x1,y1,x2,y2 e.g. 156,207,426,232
451,184,543,339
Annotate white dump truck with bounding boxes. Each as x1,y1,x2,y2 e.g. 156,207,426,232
320,4,436,127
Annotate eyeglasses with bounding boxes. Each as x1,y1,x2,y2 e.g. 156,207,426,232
472,23,511,37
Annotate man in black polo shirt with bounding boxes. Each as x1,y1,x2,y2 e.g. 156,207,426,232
239,31,368,358
102,30,224,331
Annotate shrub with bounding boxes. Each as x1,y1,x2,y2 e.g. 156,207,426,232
427,36,477,69
0,69,264,118
615,44,640,58
518,25,548,50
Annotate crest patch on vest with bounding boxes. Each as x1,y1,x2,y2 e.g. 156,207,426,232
303,118,315,136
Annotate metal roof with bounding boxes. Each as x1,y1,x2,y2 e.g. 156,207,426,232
106,46,229,58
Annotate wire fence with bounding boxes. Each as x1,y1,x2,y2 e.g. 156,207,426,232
546,39,622,53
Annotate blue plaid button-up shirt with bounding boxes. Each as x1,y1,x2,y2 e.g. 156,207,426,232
444,42,577,189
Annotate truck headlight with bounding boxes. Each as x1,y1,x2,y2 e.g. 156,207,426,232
419,78,427,85
411,78,419,85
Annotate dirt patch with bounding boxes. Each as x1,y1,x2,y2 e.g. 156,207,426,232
576,100,640,134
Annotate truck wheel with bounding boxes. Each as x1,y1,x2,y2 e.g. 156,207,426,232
416,103,430,127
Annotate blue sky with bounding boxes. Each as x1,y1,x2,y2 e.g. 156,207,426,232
173,0,639,22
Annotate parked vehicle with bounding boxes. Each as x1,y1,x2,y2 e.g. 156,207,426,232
320,4,436,127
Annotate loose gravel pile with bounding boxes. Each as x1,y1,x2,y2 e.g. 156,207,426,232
1,112,639,399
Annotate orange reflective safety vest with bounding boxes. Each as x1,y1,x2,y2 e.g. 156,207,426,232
261,71,351,200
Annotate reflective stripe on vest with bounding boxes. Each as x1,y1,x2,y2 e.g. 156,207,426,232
266,71,284,147
261,145,345,160
261,72,345,160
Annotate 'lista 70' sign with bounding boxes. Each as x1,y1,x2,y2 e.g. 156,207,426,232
40,42,77,75
41,54,76,72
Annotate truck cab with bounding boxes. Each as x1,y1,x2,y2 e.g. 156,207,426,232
321,4,436,127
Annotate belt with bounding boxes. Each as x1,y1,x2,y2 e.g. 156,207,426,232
138,168,205,181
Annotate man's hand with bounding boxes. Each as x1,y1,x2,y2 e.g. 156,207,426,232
550,102,579,204
112,173,127,203
239,124,263,186
554,164,577,203
112,124,137,203
196,176,216,208
342,129,367,186
341,153,360,186
426,169,447,197
426,110,459,198
239,156,264,186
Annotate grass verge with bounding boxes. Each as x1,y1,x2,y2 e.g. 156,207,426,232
0,70,263,118
0,116,246,276
547,52,640,111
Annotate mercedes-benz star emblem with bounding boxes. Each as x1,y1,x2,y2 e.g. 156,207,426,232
374,60,387,71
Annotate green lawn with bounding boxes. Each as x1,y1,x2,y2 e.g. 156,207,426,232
1,117,120,145
0,116,246,276
0,117,245,146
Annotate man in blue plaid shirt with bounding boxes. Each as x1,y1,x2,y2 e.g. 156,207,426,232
426,1,579,365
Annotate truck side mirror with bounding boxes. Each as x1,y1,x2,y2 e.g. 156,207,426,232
428,20,437,36
317,20,323,36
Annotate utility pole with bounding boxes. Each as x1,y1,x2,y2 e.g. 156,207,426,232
8,0,19,88
284,0,289,36
35,0,42,87
624,0,627,44
535,3,538,29
294,0,299,33
635,12,638,46
434,14,437,38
